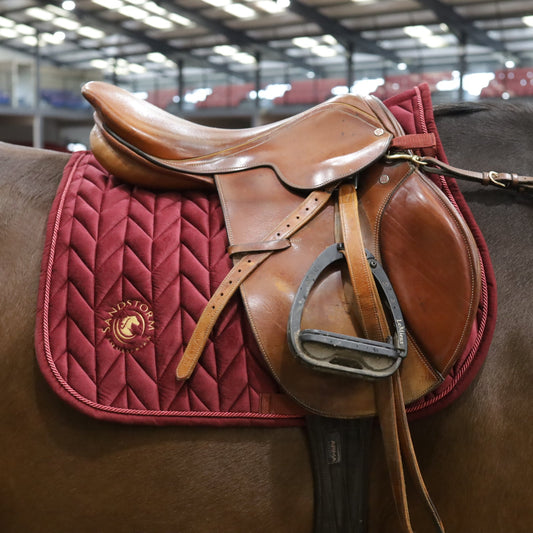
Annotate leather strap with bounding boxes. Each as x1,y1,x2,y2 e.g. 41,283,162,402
337,182,444,533
338,183,389,339
390,133,437,154
227,239,291,256
176,189,332,380
388,154,533,193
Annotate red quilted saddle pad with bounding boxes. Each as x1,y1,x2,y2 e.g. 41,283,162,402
35,84,496,425
35,154,303,426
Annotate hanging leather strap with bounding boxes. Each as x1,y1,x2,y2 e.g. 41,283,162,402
338,182,444,533
176,189,331,380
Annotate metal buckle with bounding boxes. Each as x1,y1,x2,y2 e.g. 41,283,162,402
287,243,407,379
385,152,428,165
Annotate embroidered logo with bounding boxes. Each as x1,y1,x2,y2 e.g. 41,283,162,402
102,300,155,352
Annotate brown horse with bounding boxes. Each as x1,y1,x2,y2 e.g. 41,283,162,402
1,100,532,532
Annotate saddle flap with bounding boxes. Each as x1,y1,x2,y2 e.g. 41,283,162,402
82,81,393,191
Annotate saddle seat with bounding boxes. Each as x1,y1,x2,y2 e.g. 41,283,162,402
82,81,393,191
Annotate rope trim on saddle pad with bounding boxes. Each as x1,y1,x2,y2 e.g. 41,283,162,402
34,84,495,426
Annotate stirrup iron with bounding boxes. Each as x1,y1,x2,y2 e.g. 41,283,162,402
287,243,407,379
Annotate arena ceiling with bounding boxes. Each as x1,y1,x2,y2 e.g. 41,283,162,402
1,0,533,86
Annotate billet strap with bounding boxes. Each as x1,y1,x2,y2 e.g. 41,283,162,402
387,153,533,193
337,183,444,533
176,189,332,380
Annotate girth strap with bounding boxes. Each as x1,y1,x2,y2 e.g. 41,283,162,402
337,183,444,533
176,189,331,380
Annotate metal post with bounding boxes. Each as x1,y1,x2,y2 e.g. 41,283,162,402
346,43,355,90
252,52,261,126
33,32,43,149
458,33,467,102
177,58,184,113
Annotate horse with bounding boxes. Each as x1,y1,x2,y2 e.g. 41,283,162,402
0,99,531,533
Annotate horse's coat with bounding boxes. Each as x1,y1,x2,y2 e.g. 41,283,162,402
0,90,532,532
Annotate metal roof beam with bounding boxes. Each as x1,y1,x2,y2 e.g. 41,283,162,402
288,0,401,63
417,0,506,51
154,0,322,75
35,0,252,80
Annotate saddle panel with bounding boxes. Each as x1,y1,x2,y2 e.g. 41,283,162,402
215,159,480,417
83,81,392,191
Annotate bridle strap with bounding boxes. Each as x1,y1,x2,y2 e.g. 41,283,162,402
387,153,533,193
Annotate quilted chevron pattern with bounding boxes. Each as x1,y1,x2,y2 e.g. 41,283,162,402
36,152,301,426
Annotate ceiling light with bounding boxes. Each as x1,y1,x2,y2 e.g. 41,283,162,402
90,58,110,69
146,52,165,62
404,25,432,39
420,35,446,48
203,0,231,7
0,28,17,39
47,5,70,16
41,31,66,45
214,44,238,56
53,17,80,30
223,3,256,18
0,16,15,27
15,24,35,35
323,34,338,45
234,52,256,64
118,5,148,20
505,59,516,68
256,1,286,14
143,2,167,16
144,16,173,29
312,45,337,57
78,26,105,39
169,13,192,26
129,63,146,73
92,0,124,9
523,16,533,27
22,35,38,46
25,7,55,21
292,36,319,48
397,62,407,71
62,1,76,10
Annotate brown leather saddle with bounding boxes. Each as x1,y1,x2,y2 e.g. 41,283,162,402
80,81,531,532
83,81,480,413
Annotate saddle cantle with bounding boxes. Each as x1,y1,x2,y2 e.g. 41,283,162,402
82,81,481,419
